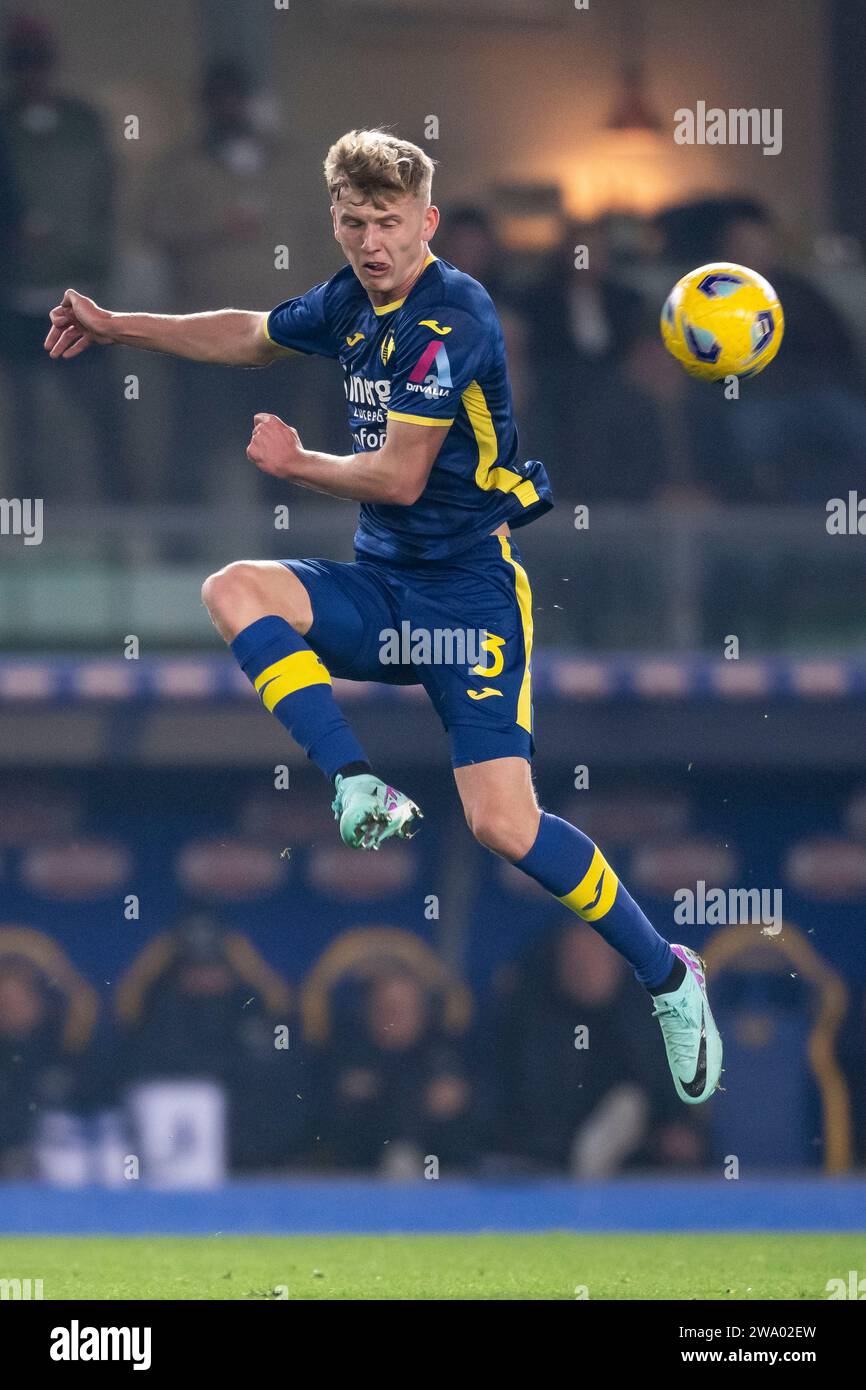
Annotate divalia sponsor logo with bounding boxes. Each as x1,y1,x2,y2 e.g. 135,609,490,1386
408,339,452,387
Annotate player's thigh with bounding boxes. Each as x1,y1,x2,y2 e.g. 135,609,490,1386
282,557,405,681
407,534,536,768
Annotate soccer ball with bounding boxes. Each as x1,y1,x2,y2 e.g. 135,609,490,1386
660,261,784,381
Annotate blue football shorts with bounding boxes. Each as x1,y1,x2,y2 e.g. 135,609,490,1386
281,532,536,768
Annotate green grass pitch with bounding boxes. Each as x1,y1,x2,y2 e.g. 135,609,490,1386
1,1233,862,1299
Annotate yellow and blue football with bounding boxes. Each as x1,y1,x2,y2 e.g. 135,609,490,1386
660,261,784,381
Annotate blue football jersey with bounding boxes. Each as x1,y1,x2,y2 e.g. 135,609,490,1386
264,254,553,562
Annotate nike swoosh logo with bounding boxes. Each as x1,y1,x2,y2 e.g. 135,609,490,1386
418,319,451,334
346,332,365,346
258,659,324,702
681,1004,708,1098
582,869,606,915
467,687,503,701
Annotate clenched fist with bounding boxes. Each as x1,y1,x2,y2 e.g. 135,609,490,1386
44,289,115,359
246,413,304,478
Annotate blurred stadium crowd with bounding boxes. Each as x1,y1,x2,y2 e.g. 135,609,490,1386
1,906,854,1184
2,14,866,509
1,769,864,1184
0,911,701,1182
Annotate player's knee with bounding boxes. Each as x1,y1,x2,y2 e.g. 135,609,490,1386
466,803,538,861
202,561,311,639
201,561,261,622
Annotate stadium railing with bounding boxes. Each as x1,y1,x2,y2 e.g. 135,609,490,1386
0,501,861,651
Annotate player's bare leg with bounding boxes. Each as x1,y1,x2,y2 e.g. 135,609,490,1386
201,560,313,642
201,560,422,849
454,756,541,862
454,755,722,1104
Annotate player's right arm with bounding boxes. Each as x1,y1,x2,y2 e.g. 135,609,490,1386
44,289,288,367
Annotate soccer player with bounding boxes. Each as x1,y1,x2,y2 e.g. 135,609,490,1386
44,129,722,1105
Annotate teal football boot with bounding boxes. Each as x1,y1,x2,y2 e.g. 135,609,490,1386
331,773,423,851
652,944,723,1104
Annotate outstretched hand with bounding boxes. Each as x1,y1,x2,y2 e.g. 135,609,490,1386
44,289,115,359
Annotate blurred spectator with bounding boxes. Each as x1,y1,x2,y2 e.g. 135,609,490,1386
313,970,478,1175
143,60,305,502
436,205,512,303
495,922,703,1176
145,61,289,314
524,220,670,499
527,218,646,366
0,958,81,1177
0,124,22,322
0,14,120,500
114,911,304,1172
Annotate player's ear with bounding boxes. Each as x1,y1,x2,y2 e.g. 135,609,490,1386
330,204,339,241
424,204,440,241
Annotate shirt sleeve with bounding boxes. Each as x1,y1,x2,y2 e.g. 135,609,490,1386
386,307,490,426
264,281,338,358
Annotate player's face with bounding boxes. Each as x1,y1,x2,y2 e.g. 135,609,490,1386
332,192,439,303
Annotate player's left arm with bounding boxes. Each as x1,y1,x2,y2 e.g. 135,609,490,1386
245,413,448,505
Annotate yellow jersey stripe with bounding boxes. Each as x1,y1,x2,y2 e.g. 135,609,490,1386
462,380,540,507
261,313,299,356
373,298,408,317
558,845,620,921
497,535,534,735
371,253,438,315
387,410,454,427
254,651,331,711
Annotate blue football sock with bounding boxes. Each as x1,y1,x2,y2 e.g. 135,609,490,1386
514,811,674,988
230,615,369,780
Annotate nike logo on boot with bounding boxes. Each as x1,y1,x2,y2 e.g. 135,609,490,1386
681,1005,708,1098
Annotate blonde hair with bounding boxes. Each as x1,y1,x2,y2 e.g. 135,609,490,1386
324,128,436,209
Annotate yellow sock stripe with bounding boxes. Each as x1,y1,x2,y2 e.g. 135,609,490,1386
254,651,331,711
557,845,619,921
